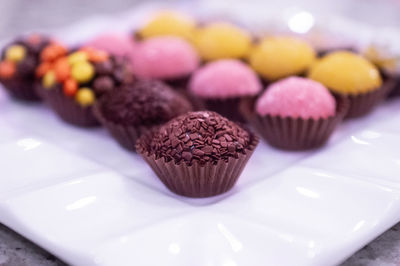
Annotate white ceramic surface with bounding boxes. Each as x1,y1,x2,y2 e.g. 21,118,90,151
0,4,400,266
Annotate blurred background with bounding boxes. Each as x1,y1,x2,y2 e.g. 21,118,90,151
0,0,399,40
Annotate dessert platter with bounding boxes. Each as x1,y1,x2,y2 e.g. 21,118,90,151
0,2,399,266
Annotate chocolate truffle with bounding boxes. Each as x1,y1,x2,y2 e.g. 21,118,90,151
0,34,51,101
94,80,192,150
149,111,251,165
136,111,258,197
100,80,191,126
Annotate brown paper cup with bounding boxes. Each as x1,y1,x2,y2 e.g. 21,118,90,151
1,77,41,101
164,76,204,111
195,96,254,123
165,76,190,90
387,76,400,98
240,96,349,150
136,132,259,198
338,79,394,118
92,103,150,151
36,85,99,127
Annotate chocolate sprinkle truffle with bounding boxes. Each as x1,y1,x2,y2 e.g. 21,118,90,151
137,111,258,197
94,80,192,150
100,80,192,126
149,111,251,165
0,34,51,101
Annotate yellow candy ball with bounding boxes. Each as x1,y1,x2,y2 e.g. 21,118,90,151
249,36,316,81
6,45,26,63
71,61,94,83
139,11,196,40
68,51,88,65
363,46,397,74
75,87,95,106
42,71,56,89
194,22,251,61
308,51,382,94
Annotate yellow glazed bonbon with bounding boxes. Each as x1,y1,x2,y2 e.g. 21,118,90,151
139,11,196,40
194,22,251,61
308,51,382,94
249,36,316,81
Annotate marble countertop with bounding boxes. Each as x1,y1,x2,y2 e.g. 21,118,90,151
0,0,399,265
342,223,400,266
0,224,65,266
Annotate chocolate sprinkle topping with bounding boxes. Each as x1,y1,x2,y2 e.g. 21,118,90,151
100,80,192,126
143,111,251,165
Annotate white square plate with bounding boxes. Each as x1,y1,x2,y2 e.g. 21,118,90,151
0,3,399,266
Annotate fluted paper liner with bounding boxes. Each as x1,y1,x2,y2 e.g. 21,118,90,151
1,78,41,101
339,79,394,118
379,71,400,99
389,79,400,98
37,85,99,127
195,96,253,123
136,132,259,198
165,77,204,111
93,103,151,151
386,76,400,98
240,96,349,150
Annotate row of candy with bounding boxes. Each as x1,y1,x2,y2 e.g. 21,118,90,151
0,11,398,197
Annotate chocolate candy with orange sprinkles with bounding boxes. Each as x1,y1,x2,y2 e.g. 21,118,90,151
38,45,134,107
0,34,51,101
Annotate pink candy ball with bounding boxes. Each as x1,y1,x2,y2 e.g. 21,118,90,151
86,33,135,63
189,59,262,99
133,36,199,79
256,77,336,119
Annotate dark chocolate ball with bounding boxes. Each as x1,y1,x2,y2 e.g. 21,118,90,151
94,60,114,75
145,111,251,165
114,66,131,84
94,56,134,86
93,76,115,95
99,80,192,126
